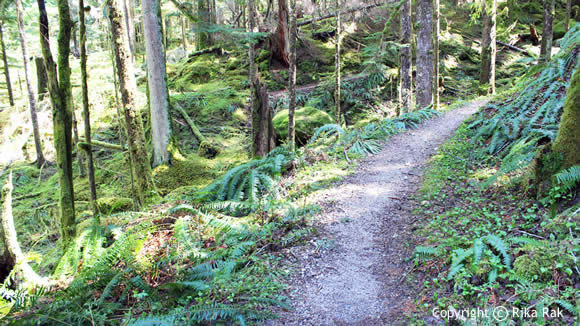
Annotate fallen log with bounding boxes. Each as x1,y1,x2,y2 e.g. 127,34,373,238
78,138,125,151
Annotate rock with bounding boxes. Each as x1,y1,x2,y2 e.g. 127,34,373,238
273,106,334,145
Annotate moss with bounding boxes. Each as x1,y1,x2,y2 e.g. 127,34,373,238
273,106,334,145
96,197,133,214
513,244,572,282
198,140,219,159
552,63,580,168
152,155,216,195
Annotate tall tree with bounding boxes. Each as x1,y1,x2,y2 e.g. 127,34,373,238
288,0,297,151
398,0,412,114
79,0,97,214
35,57,48,101
335,0,341,123
37,0,76,242
433,0,440,110
416,0,433,109
479,0,496,94
565,0,571,32
197,0,213,49
0,23,14,107
106,0,155,206
143,0,173,166
274,0,290,66
16,0,46,168
540,0,555,61
181,15,188,51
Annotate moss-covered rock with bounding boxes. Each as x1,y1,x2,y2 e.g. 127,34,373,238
273,106,334,145
152,156,216,195
513,244,573,282
198,140,219,159
96,197,133,214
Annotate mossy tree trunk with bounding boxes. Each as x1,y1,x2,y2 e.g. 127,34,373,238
552,65,580,168
107,0,155,207
565,0,571,32
540,0,555,61
17,0,46,168
143,0,174,167
37,0,76,242
197,0,213,49
181,15,188,51
433,0,440,110
79,0,97,215
1,172,48,287
335,0,342,123
35,57,48,101
416,0,433,109
288,0,297,151
72,111,86,176
479,0,496,95
0,24,14,107
122,0,135,61
398,0,412,114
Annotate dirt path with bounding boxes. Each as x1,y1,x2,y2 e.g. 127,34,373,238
270,100,486,325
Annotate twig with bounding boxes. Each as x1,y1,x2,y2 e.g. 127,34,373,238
516,230,546,239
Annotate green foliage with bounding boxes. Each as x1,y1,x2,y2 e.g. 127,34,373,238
273,106,334,145
447,235,511,282
553,165,580,192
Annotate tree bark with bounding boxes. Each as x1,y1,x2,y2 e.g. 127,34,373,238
479,0,496,95
540,0,554,61
0,24,14,107
288,0,297,151
1,172,48,287
197,0,213,49
181,16,188,51
252,82,276,157
552,63,580,168
107,0,155,207
122,0,135,61
398,0,412,114
72,111,86,176
170,0,198,25
433,0,440,110
79,0,98,215
416,0,433,109
335,0,342,122
565,0,571,32
37,0,76,242
143,0,173,167
35,57,48,101
274,0,291,66
16,0,46,168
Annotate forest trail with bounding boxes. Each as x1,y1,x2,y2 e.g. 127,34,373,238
271,100,487,325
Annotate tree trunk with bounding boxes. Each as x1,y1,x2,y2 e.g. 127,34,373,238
335,0,342,123
72,111,86,176
540,0,554,61
37,0,76,242
288,0,297,151
416,0,433,109
197,0,213,49
35,57,48,101
0,24,14,107
143,0,174,167
398,0,412,114
479,0,496,95
1,172,48,287
170,0,197,25
71,24,81,58
165,16,171,48
181,16,188,51
433,0,440,110
122,0,136,61
552,64,580,168
17,0,46,168
252,81,276,157
107,0,155,207
79,0,98,215
274,0,291,66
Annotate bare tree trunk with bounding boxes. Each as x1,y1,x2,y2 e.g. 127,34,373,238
0,24,14,107
416,0,433,109
479,0,496,95
197,0,213,49
335,0,342,123
275,0,290,66
181,16,188,51
72,111,86,176
143,0,173,167
79,0,97,215
288,0,297,151
122,0,135,61
398,0,412,114
433,0,440,110
37,0,76,242
1,172,48,287
107,0,155,207
16,0,46,168
35,57,48,101
165,16,171,49
540,0,554,61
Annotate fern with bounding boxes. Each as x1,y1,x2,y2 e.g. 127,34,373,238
554,165,580,192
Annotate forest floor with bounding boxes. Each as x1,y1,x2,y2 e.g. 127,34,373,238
268,100,487,325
